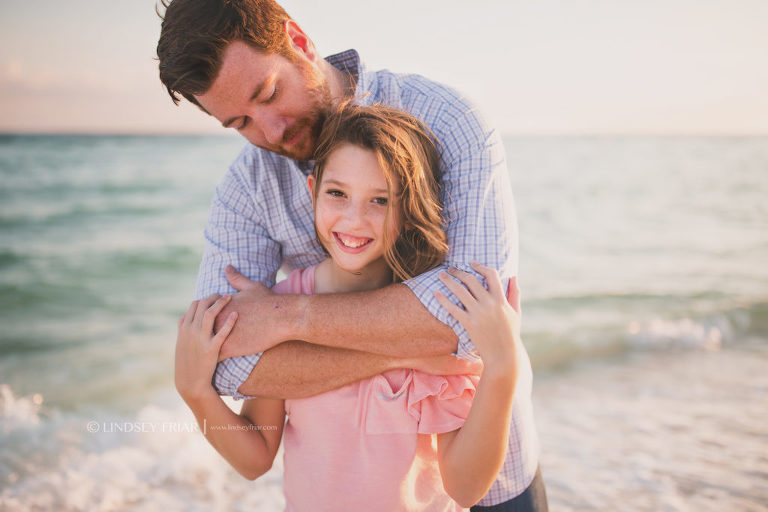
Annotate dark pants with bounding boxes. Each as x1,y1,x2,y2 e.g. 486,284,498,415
470,466,549,512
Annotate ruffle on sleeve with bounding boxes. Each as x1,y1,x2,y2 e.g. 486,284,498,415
407,372,480,434
353,370,479,435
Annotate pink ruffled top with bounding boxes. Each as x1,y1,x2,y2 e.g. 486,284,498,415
273,266,478,512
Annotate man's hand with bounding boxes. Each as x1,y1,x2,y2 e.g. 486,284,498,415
214,266,304,361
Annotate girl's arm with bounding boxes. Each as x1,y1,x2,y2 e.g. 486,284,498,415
184,391,285,480
175,294,285,480
433,263,520,508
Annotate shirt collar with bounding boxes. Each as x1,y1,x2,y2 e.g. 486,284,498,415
325,49,374,105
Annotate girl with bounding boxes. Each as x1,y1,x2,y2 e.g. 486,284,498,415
174,103,521,511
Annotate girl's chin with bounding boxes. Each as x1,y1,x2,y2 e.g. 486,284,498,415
334,262,368,275
330,255,387,277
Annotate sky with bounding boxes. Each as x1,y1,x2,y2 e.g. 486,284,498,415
0,0,766,135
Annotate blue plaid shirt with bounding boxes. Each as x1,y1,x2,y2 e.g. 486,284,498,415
195,50,539,504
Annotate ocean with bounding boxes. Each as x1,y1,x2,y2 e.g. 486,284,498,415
1,134,766,511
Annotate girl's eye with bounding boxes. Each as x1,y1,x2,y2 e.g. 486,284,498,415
237,117,250,130
326,189,345,197
372,197,388,206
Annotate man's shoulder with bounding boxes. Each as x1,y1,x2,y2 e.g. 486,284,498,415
368,69,477,124
366,68,491,152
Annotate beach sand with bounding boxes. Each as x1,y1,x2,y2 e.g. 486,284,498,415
534,345,768,511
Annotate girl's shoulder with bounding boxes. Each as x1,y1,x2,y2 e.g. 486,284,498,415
272,266,317,295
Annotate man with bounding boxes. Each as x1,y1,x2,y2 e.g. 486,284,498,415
157,0,547,510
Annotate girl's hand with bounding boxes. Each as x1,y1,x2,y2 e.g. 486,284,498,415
175,294,238,403
434,262,520,376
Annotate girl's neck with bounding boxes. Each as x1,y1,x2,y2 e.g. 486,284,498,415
313,258,393,294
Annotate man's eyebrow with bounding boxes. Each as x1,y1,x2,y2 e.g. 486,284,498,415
221,76,274,128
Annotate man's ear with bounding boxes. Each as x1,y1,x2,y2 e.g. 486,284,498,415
284,19,318,62
307,175,316,207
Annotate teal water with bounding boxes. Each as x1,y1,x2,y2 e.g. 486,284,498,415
0,135,244,409
507,136,768,367
1,134,766,510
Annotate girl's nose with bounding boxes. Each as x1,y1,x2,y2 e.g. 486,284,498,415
343,201,369,225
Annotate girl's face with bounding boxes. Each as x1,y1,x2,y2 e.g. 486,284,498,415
309,143,402,276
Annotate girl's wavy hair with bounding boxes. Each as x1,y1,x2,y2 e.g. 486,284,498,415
312,103,448,282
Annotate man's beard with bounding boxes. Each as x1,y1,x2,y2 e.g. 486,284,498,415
267,65,333,161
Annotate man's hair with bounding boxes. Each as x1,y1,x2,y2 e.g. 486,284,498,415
312,103,449,283
156,0,293,107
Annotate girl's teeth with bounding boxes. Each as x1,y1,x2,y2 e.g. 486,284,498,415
338,234,370,248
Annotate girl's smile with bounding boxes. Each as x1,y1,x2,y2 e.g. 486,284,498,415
333,232,373,252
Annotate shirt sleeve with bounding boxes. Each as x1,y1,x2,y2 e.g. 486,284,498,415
195,158,282,400
407,372,479,434
404,107,519,359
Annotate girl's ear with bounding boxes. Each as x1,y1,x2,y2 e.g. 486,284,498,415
307,175,316,207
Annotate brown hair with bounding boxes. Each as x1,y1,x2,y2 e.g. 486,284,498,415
156,0,293,107
312,103,448,283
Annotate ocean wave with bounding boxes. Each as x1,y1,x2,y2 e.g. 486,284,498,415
524,302,767,371
626,317,730,352
0,385,284,511
525,290,731,307
625,302,767,351
0,202,167,227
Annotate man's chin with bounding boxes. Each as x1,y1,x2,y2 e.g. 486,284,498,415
277,136,316,161
247,140,312,161
247,116,323,161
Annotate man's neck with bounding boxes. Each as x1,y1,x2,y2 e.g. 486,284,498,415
320,58,356,101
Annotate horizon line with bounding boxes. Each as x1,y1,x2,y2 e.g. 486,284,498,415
2,129,768,139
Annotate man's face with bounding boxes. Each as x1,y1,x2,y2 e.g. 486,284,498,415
195,41,332,161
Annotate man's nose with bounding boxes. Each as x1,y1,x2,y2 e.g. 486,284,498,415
252,110,286,146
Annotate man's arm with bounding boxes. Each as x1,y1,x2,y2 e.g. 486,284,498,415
240,341,398,398
220,269,482,398
239,341,481,399
303,282,458,355
239,338,467,398
217,268,457,360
